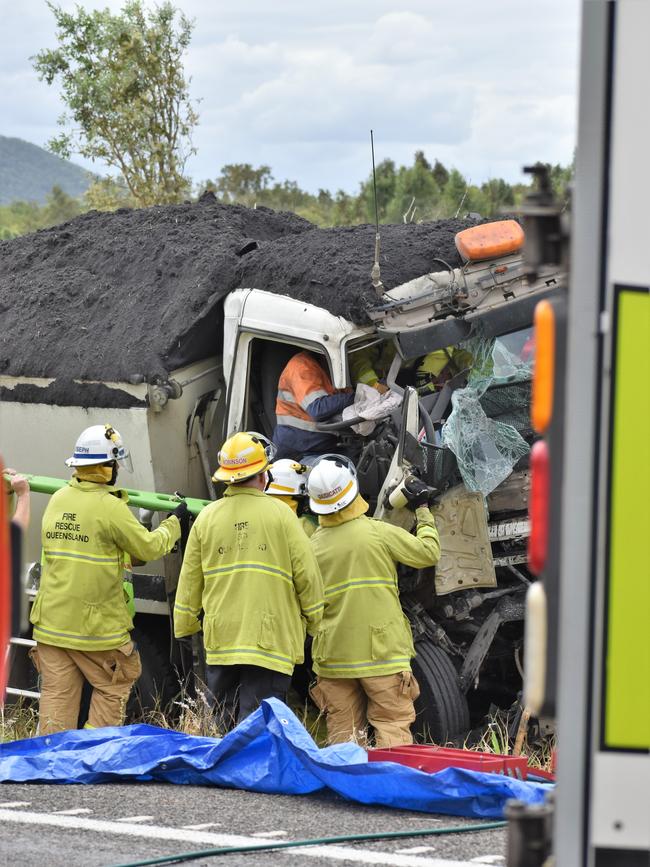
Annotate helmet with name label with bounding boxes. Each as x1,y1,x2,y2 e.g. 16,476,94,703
212,431,276,483
307,454,359,515
66,424,132,472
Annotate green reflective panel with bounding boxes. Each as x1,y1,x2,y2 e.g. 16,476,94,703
605,288,650,749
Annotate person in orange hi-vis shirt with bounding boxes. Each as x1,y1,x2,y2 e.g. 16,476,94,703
273,351,354,461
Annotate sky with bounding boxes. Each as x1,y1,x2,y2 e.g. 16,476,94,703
0,0,582,194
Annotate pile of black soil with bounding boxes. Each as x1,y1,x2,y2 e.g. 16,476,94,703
0,379,143,409
0,193,476,388
237,219,472,324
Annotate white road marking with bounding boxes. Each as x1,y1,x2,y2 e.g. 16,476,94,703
0,801,31,808
396,848,437,855
181,822,222,830
116,815,155,823
470,857,505,864
0,808,499,867
52,808,93,815
253,830,288,837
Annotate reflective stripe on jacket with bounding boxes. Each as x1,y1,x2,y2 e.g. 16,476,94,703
31,479,180,651
310,507,440,678
173,486,324,675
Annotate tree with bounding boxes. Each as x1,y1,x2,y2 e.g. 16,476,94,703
33,1,198,206
213,164,273,206
439,169,470,218
432,159,449,190
359,158,397,224
413,150,432,172
548,159,574,204
385,153,439,223
480,178,515,217
44,185,84,224
0,186,85,238
84,176,137,211
332,189,363,226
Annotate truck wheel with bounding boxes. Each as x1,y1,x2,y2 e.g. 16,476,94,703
411,640,470,743
128,624,179,720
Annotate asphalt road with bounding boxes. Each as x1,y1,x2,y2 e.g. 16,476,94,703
0,782,507,867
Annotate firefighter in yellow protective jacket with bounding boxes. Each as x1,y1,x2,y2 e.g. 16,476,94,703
31,424,183,734
350,341,472,395
174,432,324,727
308,456,440,747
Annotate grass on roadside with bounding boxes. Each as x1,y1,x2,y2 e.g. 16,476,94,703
460,710,556,772
1,698,39,742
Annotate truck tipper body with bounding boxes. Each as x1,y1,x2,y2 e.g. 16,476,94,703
1,209,562,740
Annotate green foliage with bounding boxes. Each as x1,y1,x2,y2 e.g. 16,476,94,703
211,163,273,206
84,176,137,211
0,185,84,239
201,151,564,228
481,178,516,215
1,152,574,239
33,0,198,206
359,158,398,223
388,154,441,223
548,157,574,205
201,165,367,227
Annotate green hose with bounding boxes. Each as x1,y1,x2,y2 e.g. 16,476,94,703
110,819,507,866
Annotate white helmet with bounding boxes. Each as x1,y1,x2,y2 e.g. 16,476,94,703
307,454,359,515
66,424,133,472
266,459,308,497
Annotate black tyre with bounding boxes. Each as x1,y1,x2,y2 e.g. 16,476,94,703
127,623,180,720
411,639,470,743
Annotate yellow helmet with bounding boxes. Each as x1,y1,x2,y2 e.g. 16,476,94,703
212,431,276,483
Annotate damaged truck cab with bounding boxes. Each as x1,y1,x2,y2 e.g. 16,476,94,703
222,218,563,741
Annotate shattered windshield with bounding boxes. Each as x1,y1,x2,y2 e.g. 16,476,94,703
441,329,534,496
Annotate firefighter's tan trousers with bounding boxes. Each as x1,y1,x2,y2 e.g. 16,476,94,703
313,671,420,748
33,641,142,735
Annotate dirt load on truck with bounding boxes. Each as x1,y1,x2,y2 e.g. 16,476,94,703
0,194,475,395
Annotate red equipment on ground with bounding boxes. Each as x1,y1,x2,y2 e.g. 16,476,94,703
368,745,529,780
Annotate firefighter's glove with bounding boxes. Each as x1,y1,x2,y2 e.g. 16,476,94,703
172,501,190,546
176,635,195,679
403,477,433,511
176,635,194,653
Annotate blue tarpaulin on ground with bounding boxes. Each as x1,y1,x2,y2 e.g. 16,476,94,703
0,698,547,818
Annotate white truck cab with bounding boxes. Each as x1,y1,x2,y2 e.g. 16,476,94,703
223,287,375,437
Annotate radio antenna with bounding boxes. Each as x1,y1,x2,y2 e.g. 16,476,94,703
370,130,384,297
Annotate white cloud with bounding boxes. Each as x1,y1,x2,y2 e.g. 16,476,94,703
364,12,440,65
1,0,581,193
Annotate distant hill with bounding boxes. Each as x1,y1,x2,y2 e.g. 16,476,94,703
0,135,91,204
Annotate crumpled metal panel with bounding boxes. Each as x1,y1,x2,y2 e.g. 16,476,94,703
487,469,532,514
433,485,497,596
